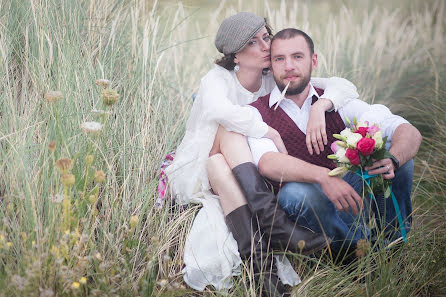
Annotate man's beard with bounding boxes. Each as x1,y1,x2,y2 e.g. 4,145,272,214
275,66,312,96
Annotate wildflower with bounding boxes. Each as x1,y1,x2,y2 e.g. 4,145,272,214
355,239,370,258
101,89,119,106
61,173,75,187
79,277,87,284
7,242,12,247
95,79,111,89
71,282,80,289
94,170,106,183
80,121,103,134
55,158,73,174
129,215,139,229
48,141,56,153
44,91,63,102
85,155,94,166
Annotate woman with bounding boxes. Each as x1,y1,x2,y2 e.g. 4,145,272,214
165,12,359,295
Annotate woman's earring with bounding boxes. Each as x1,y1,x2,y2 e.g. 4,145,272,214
234,64,240,72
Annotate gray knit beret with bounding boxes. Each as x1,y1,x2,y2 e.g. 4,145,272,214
215,12,266,55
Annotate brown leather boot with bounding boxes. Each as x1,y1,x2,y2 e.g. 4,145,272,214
226,204,288,297
232,162,330,255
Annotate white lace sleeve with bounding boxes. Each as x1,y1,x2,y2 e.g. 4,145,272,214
199,70,268,138
310,77,359,111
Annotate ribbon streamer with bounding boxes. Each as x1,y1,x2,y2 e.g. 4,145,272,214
356,170,407,242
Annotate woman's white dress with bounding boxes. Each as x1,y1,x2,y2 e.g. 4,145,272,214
165,65,359,291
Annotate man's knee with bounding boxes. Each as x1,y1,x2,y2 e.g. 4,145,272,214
278,182,329,216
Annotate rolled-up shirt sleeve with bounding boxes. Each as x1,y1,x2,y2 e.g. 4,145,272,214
200,70,268,138
247,107,279,166
311,77,359,112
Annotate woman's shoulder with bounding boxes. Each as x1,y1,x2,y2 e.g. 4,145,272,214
202,64,234,84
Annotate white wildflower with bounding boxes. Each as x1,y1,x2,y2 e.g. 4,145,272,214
80,121,103,134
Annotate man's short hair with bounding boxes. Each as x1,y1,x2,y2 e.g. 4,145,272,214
271,28,314,55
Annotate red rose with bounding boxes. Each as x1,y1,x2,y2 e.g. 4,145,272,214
345,148,360,165
356,137,375,156
355,127,368,137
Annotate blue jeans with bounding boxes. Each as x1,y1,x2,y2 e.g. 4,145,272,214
277,160,414,252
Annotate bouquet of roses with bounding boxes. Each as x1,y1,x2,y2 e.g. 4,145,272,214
327,118,393,198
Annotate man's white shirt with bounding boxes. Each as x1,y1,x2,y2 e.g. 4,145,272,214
247,83,409,166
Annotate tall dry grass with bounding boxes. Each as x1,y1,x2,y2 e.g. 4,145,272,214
0,0,445,296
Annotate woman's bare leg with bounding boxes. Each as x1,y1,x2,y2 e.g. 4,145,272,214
209,125,253,169
206,153,247,216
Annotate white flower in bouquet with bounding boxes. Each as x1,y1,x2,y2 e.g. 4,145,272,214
346,133,363,147
372,131,384,149
340,128,353,139
335,148,350,163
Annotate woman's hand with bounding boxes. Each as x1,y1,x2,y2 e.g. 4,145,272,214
306,98,333,155
265,126,288,154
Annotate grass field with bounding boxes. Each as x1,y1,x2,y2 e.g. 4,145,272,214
0,0,445,296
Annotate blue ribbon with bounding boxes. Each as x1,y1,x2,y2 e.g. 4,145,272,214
356,170,407,242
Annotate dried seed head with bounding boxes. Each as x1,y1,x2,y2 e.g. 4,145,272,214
95,79,111,89
48,141,56,153
94,170,106,183
101,89,119,106
297,240,306,251
61,173,75,187
355,239,370,258
44,91,63,102
129,215,139,229
89,195,97,205
55,158,73,174
80,121,103,134
158,279,168,287
85,155,94,166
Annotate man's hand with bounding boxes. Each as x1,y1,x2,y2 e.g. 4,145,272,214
365,158,395,179
319,174,363,215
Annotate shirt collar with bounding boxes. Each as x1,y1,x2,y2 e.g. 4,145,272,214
268,82,319,108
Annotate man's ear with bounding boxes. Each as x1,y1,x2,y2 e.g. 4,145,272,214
312,53,318,69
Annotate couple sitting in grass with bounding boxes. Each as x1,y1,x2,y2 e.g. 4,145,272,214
163,12,422,296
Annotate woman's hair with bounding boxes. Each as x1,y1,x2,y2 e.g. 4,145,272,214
215,19,273,71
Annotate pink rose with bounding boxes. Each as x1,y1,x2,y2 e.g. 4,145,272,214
345,148,360,165
330,142,339,153
367,124,380,137
355,127,368,137
357,137,375,156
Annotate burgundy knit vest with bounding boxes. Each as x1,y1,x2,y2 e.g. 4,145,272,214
250,87,346,193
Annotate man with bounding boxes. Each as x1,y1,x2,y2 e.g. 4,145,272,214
247,28,422,254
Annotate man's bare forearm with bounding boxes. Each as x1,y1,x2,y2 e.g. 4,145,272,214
258,152,330,184
389,123,422,166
